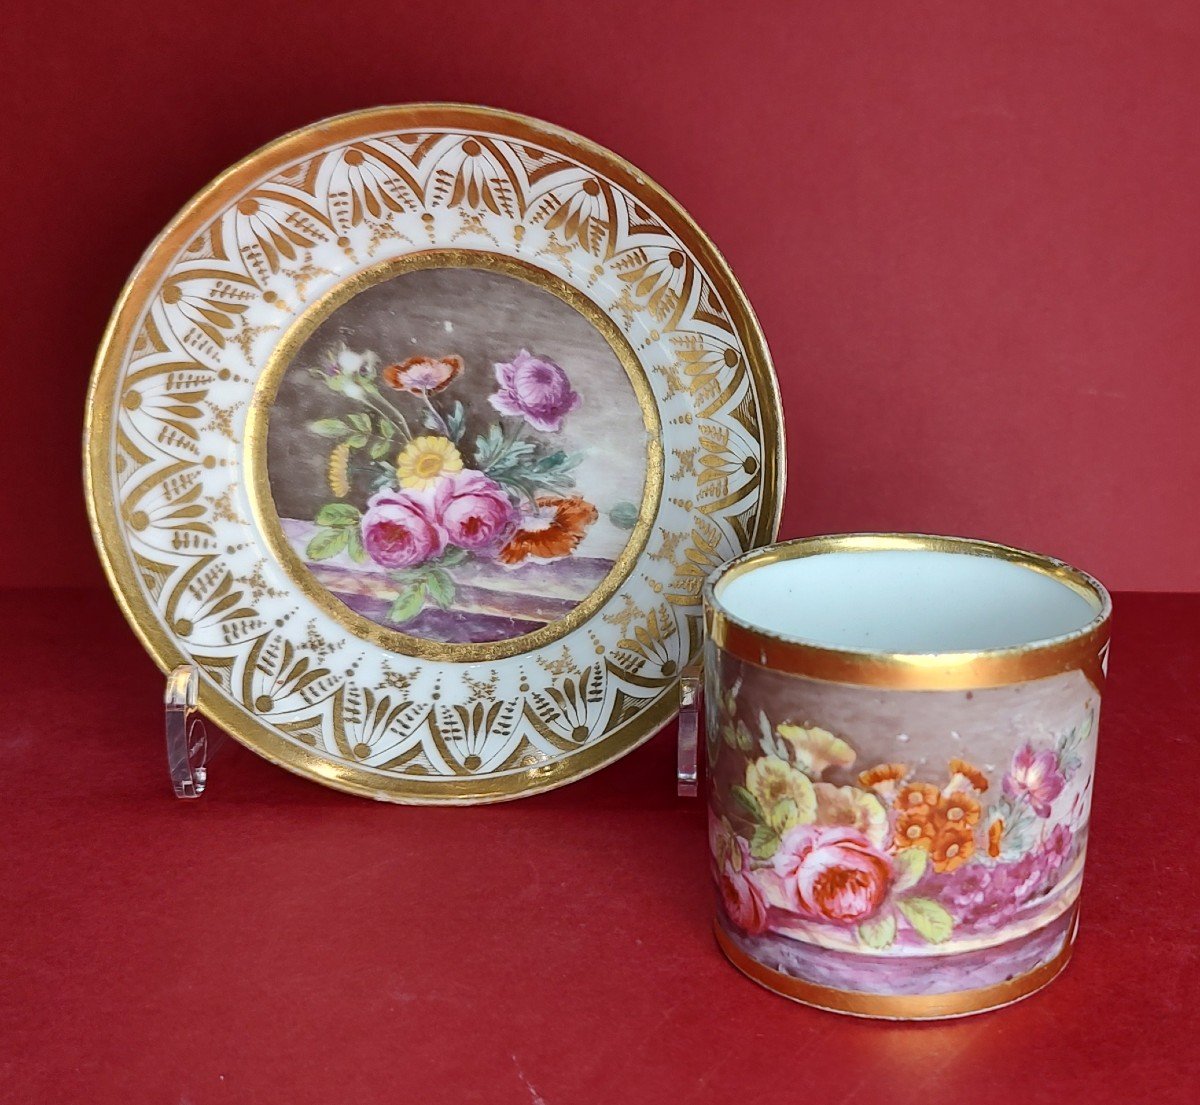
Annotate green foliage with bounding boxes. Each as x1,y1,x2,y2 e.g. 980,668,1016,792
383,555,461,624
892,848,928,892
315,502,361,527
730,785,764,822
306,528,348,561
445,401,466,444
609,501,640,530
387,583,425,625
424,568,455,609
749,825,780,860
896,897,953,944
476,424,582,500
858,912,897,949
306,503,362,562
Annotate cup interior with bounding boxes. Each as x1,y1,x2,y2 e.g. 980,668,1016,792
712,540,1106,654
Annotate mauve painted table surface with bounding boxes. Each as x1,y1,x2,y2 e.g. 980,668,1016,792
3,589,1197,1103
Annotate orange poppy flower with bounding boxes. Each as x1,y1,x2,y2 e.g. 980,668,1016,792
930,823,975,872
987,818,1004,858
499,496,598,565
382,355,463,394
948,757,990,792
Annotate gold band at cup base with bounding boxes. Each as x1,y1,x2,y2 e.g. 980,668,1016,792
714,907,1079,1020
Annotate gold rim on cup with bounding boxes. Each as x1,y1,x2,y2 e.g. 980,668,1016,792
703,533,1112,693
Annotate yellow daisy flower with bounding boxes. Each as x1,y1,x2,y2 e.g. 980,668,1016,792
396,435,463,490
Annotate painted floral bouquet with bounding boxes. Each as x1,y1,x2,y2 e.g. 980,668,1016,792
710,688,1090,950
304,344,600,624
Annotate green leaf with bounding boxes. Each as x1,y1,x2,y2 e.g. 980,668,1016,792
749,825,780,860
306,527,348,561
473,426,506,468
533,450,568,472
858,912,897,949
379,419,396,440
345,526,366,564
424,569,455,609
892,848,928,892
439,546,468,567
730,785,764,822
897,897,954,944
347,412,372,433
347,433,368,449
446,401,465,443
311,418,348,437
609,501,640,530
315,502,361,527
387,584,426,625
369,437,391,460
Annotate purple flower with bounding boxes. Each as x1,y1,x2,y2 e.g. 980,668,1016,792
941,864,993,913
1040,824,1073,875
489,350,581,432
1005,853,1047,903
940,851,1055,930
940,864,1016,930
1003,742,1066,817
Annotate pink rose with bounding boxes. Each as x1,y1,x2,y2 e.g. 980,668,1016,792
361,487,445,569
719,838,769,935
489,350,581,432
1003,742,1066,818
435,470,519,555
773,825,892,925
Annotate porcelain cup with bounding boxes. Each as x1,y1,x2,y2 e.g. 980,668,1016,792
690,533,1111,1019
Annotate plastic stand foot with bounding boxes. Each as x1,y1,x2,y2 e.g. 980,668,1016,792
165,665,223,798
676,664,702,797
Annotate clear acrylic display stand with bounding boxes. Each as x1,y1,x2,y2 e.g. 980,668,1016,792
166,661,694,798
676,664,702,797
165,665,224,798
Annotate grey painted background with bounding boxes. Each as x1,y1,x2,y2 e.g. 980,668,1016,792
266,265,650,531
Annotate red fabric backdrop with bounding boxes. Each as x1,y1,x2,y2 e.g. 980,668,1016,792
2,0,1196,590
